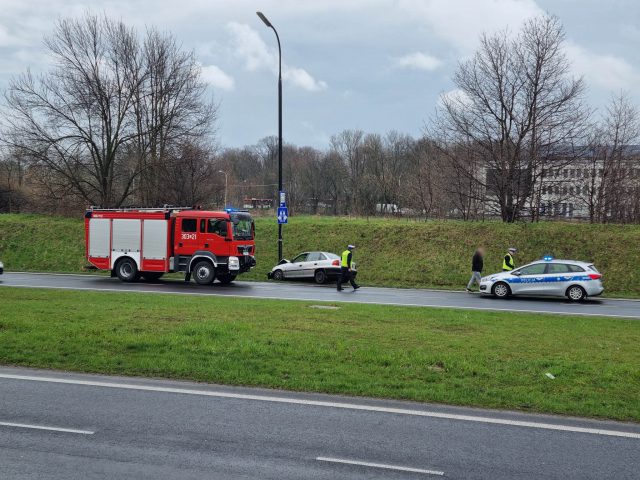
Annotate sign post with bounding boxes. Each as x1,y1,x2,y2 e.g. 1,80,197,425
277,191,287,260
277,206,288,224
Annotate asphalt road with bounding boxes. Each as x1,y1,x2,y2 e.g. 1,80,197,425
1,271,639,318
1,367,638,480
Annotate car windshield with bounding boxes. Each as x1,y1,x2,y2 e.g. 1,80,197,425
230,213,254,240
292,253,308,263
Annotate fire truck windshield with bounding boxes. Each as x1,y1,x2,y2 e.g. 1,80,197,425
231,213,254,240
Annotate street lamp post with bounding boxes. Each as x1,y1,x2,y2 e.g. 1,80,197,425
218,170,228,208
256,11,283,262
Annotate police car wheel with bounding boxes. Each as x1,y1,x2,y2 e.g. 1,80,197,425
492,282,510,298
193,261,215,285
314,269,327,284
567,285,586,302
272,269,284,281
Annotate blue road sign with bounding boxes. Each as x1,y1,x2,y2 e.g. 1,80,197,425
277,206,288,224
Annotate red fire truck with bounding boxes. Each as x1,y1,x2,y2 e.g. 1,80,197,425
84,206,256,285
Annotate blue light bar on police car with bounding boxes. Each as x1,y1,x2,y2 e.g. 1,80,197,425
543,255,554,261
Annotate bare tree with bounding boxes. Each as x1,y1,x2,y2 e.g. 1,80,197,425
0,146,28,212
434,15,588,222
2,16,143,207
331,129,365,213
133,29,216,205
405,138,446,218
160,141,216,206
2,14,216,208
579,92,640,223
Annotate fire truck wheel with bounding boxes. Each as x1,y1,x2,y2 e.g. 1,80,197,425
217,273,237,285
192,260,216,285
141,272,164,282
115,258,139,282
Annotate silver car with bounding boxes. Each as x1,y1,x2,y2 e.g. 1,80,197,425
268,251,357,284
480,258,603,301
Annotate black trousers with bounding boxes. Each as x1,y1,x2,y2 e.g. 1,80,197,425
337,267,357,290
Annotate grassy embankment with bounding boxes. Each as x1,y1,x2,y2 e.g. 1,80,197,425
0,287,638,422
1,213,639,296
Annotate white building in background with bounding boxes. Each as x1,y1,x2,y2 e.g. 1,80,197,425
538,149,640,220
480,147,640,220
538,163,599,219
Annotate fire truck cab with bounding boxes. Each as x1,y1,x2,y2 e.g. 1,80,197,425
85,207,256,285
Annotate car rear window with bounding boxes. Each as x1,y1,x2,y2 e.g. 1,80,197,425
588,265,599,273
568,264,585,272
325,253,339,259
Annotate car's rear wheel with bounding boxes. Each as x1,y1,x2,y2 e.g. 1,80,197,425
492,282,510,298
193,261,215,285
566,285,586,302
272,269,284,281
115,258,139,283
314,269,327,284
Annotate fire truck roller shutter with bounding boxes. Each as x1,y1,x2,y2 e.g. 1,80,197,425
88,218,110,258
142,220,168,272
111,219,141,270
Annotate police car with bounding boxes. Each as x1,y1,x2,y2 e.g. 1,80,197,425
480,257,603,301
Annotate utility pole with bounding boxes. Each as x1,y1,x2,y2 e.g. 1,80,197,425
257,11,284,261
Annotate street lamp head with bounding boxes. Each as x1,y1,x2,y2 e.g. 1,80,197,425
218,170,225,174
256,11,272,28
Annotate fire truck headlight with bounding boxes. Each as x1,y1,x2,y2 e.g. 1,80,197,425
228,256,240,271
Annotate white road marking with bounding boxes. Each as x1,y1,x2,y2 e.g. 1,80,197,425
316,457,444,476
1,373,639,439
1,283,637,319
0,421,94,435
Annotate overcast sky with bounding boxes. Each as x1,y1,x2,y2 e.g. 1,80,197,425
0,0,638,148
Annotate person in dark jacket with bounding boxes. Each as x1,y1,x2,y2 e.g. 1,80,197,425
466,247,485,292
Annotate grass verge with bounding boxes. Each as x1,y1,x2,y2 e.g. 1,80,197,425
1,213,639,297
1,286,638,422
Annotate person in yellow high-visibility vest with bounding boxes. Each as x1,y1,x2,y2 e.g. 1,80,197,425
502,247,517,271
337,244,360,291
